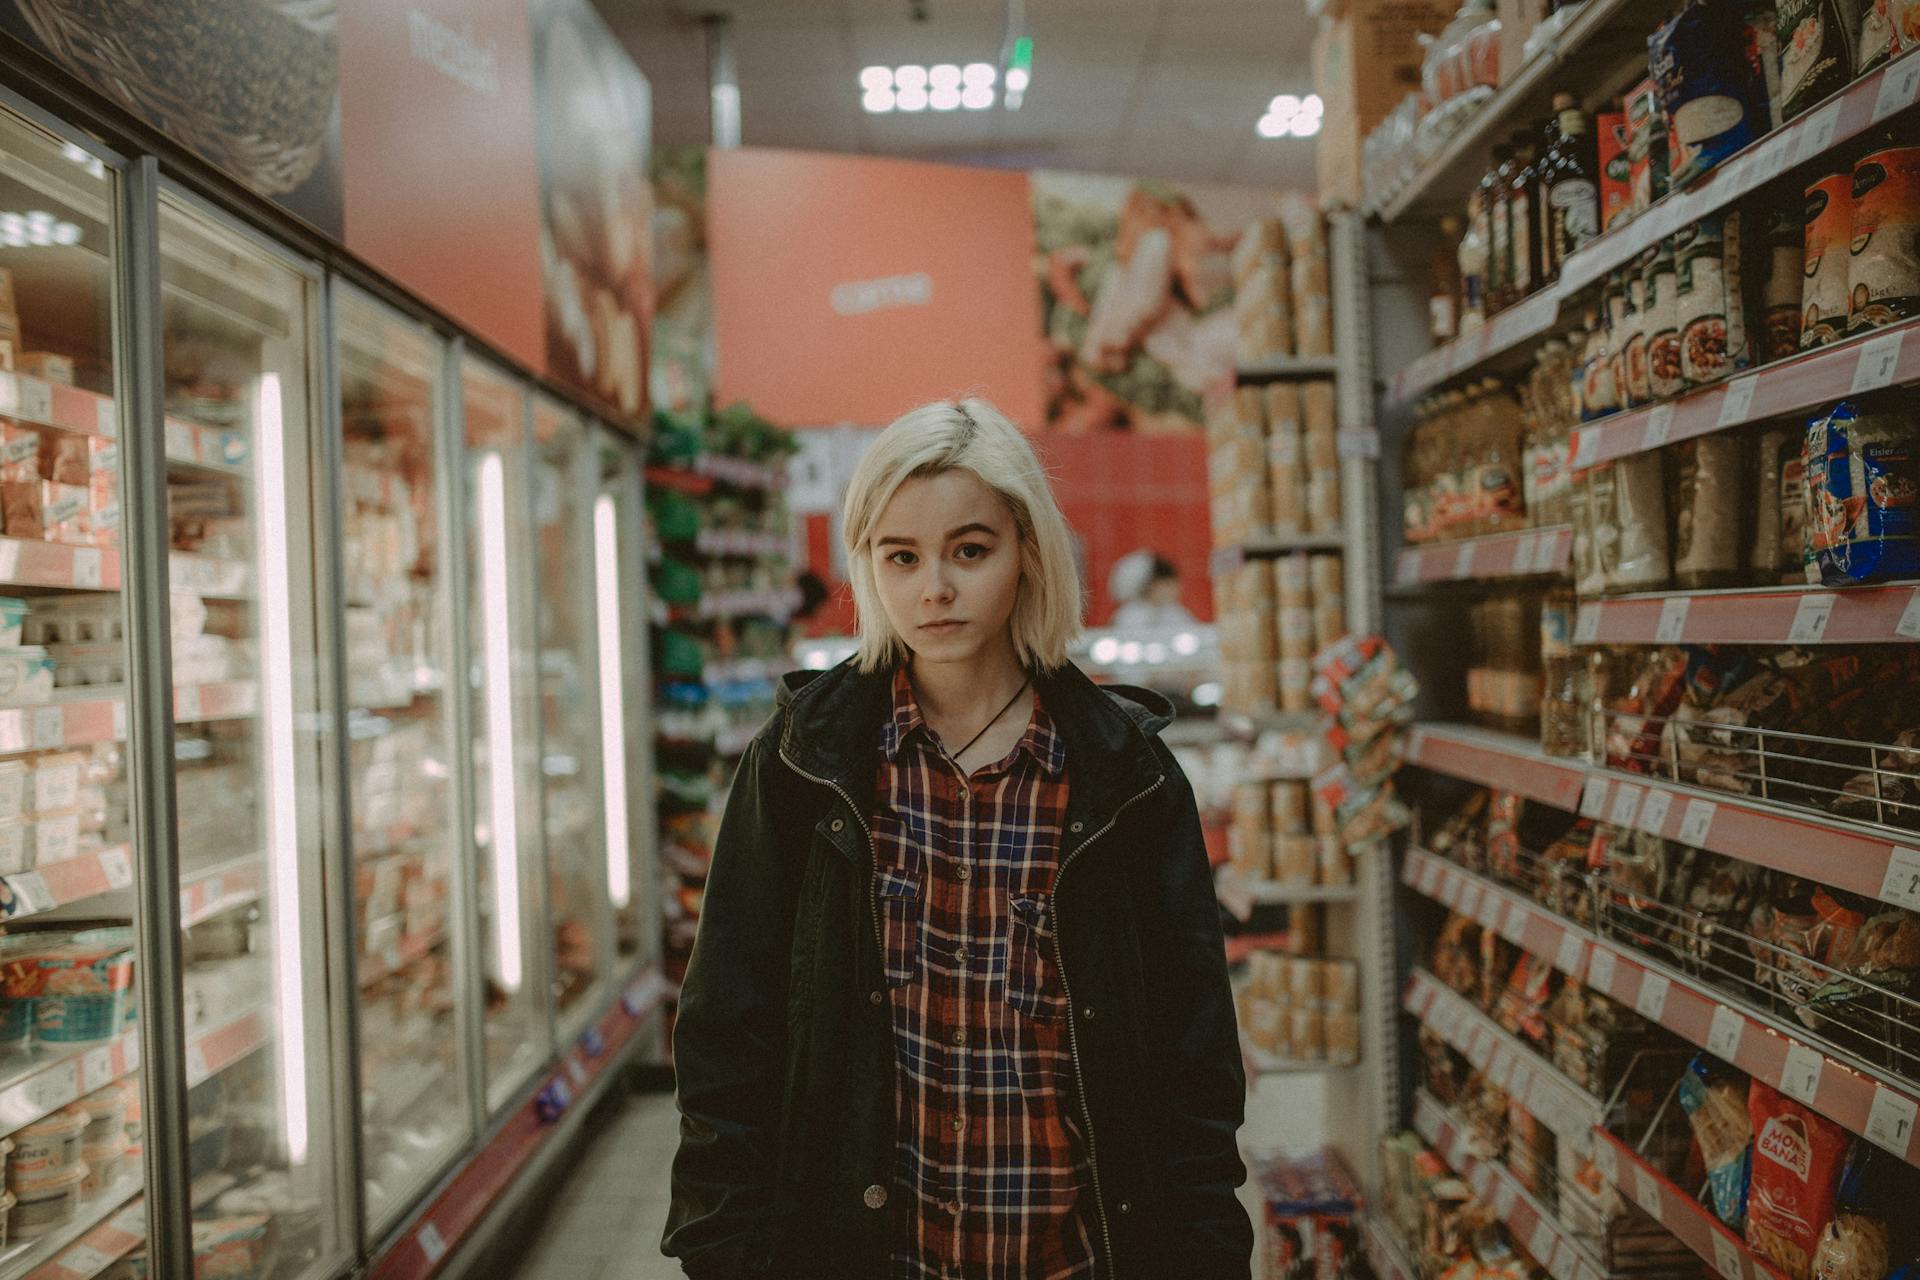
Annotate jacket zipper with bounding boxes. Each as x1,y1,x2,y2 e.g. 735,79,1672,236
776,747,885,985
1051,772,1166,1280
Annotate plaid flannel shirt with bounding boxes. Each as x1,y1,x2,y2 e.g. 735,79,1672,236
873,666,1098,1279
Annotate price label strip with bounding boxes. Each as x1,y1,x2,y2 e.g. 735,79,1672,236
1707,1005,1746,1060
1556,930,1588,979
1678,799,1717,847
1781,1043,1825,1105
1717,375,1758,427
1588,946,1618,994
1580,776,1610,818
1610,783,1645,828
1655,597,1690,643
1789,592,1837,643
1641,403,1674,450
1638,789,1673,834
1851,329,1906,394
1711,1229,1747,1280
1872,53,1920,122
1866,1085,1918,1156
1636,969,1671,1021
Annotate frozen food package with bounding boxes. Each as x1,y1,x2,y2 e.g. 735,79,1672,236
1847,144,1920,333
1651,0,1766,187
1263,381,1302,434
1805,401,1920,584
1775,0,1864,119
1679,1055,1752,1231
0,425,39,484
1802,167,1856,348
1747,1079,1850,1280
1609,451,1672,591
1674,434,1750,588
1270,429,1306,535
1305,428,1339,473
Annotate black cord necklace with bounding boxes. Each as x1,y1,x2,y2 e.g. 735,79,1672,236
947,676,1031,763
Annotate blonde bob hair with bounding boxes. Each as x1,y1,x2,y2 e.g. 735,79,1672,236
842,398,1081,674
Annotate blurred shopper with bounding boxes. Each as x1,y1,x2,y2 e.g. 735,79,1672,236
1107,548,1197,632
664,399,1252,1279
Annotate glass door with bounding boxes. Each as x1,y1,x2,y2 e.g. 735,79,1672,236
531,398,610,1031
332,285,472,1234
0,104,148,1280
595,428,656,971
156,193,342,1275
462,360,548,1108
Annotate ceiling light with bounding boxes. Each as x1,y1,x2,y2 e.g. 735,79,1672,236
860,65,893,91
1258,92,1323,139
929,85,962,110
863,88,897,113
894,64,928,90
1288,113,1321,137
1270,94,1301,116
1006,67,1030,92
961,84,995,109
896,85,929,111
929,63,962,89
1257,114,1287,138
963,62,996,86
0,211,81,247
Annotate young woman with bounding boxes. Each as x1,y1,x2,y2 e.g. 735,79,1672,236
663,399,1251,1280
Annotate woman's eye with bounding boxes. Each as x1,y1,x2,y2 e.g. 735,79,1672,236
955,543,988,561
887,550,917,567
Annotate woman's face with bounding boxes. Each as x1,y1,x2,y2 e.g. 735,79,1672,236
870,468,1024,668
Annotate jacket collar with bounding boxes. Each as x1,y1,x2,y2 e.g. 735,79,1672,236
879,665,1066,777
777,657,1171,821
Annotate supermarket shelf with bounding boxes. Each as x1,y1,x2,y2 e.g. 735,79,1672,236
1574,581,1920,646
184,1004,270,1088
1403,967,1603,1144
1402,847,1920,1170
1574,315,1920,469
701,656,785,685
367,968,670,1280
359,923,449,988
694,454,786,491
162,416,247,475
1392,525,1572,587
173,680,257,723
692,527,789,559
643,465,714,497
1381,51,1920,404
1234,355,1340,382
0,538,117,593
0,1026,138,1141
0,843,133,922
1360,1215,1420,1280
179,853,265,927
1557,51,1920,297
1589,1129,1788,1280
1218,868,1361,906
1224,932,1295,965
0,372,245,481
1400,724,1588,812
14,1178,143,1280
1410,1088,1605,1280
1209,531,1347,575
1372,0,1645,224
1243,1040,1358,1076
681,586,801,624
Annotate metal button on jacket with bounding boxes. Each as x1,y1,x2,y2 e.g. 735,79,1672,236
863,1184,888,1210
830,818,845,832
869,990,883,1006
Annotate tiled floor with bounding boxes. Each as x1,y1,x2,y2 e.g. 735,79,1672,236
508,1090,685,1280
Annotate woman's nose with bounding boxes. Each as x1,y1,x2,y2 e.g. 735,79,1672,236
923,565,955,602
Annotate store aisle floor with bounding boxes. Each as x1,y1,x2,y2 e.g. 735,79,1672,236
509,1090,683,1280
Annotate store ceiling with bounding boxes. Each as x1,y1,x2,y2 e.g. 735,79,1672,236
601,0,1320,190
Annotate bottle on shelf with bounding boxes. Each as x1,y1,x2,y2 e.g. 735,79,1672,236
1431,215,1463,343
1459,193,1490,334
1541,92,1601,278
1483,143,1515,316
1505,129,1544,309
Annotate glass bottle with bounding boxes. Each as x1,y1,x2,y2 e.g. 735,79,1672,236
1542,92,1601,274
1432,215,1463,342
1483,143,1515,315
1460,192,1490,333
1506,128,1544,306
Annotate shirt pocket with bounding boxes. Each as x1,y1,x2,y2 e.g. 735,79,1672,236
876,867,922,988
1004,894,1068,1022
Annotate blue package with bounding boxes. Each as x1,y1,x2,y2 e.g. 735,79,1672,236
1650,0,1766,190
1806,401,1920,584
1678,1055,1751,1231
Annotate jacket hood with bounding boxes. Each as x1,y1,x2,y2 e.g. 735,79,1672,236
773,658,1171,817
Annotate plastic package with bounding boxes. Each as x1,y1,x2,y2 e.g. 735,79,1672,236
1651,0,1766,188
1802,167,1856,348
1757,197,1808,359
8,1109,82,1186
1421,0,1502,107
1674,434,1750,587
1676,212,1748,386
1777,0,1865,118
1847,143,1920,333
1611,451,1673,591
10,1163,84,1239
1805,401,1920,583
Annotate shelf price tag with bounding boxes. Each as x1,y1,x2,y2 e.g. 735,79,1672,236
1873,54,1920,122
1793,101,1844,164
30,706,61,751
1708,1005,1746,1060
1789,593,1836,643
1570,428,1598,471
99,847,131,890
1580,776,1610,818
1458,881,1482,919
1867,1085,1919,1155
1477,889,1504,931
1512,532,1539,575
186,1042,210,1085
1634,1165,1665,1217
1896,589,1920,641
1641,404,1675,451
1678,799,1718,847
1655,598,1690,644
81,1047,112,1093
1493,1176,1519,1219
1636,970,1671,1021
1637,789,1674,834
1454,542,1478,579
1490,1045,1517,1091
1501,899,1530,945
1530,1219,1559,1265
60,1245,117,1275
1591,1136,1620,1186
1573,603,1600,645
1588,946,1618,994
416,1222,449,1264
1712,1230,1747,1280
1852,330,1907,394
1395,553,1422,586
1717,375,1759,427
16,377,50,425
1610,783,1645,829
1781,1043,1825,1104
1556,931,1588,979
71,548,102,590
1880,847,1920,909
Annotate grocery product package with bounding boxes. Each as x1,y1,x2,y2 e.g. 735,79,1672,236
1857,0,1916,69
1802,167,1855,347
1643,240,1685,399
1678,1055,1752,1230
1676,212,1749,386
1255,1148,1362,1280
1803,401,1920,584
1747,1080,1850,1280
1847,143,1920,333
1609,451,1673,591
1626,78,1671,214
1775,0,1865,119
1756,197,1808,360
1673,433,1751,587
1651,0,1767,188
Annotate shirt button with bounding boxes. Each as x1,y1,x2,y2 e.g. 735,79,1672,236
946,1200,962,1216
954,946,967,963
950,1117,965,1132
951,1028,966,1046
869,990,883,1006
863,1184,888,1209
955,866,970,881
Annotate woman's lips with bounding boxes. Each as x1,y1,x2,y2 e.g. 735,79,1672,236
920,620,965,631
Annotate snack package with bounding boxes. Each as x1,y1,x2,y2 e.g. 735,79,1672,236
1747,1080,1851,1280
1758,198,1809,360
1802,167,1856,349
1847,144,1920,333
1598,109,1633,231
1679,1055,1753,1231
1809,1142,1894,1280
1674,433,1751,588
1652,0,1766,188
1776,0,1864,119
1626,78,1671,214
1804,401,1920,584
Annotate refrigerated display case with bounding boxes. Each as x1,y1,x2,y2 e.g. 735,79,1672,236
459,359,550,1115
532,398,610,1033
154,190,345,1277
595,428,657,971
332,284,473,1238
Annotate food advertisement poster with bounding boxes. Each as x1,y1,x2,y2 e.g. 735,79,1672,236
651,144,712,416
530,0,654,419
0,0,346,236
1031,172,1283,433
338,0,546,371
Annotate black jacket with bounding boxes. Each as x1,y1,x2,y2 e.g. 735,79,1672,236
662,658,1253,1279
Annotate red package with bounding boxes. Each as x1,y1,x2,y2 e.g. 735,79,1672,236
1597,110,1632,231
1747,1080,1850,1280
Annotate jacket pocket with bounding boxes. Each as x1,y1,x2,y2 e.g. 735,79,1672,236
877,867,922,988
1005,894,1067,1022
